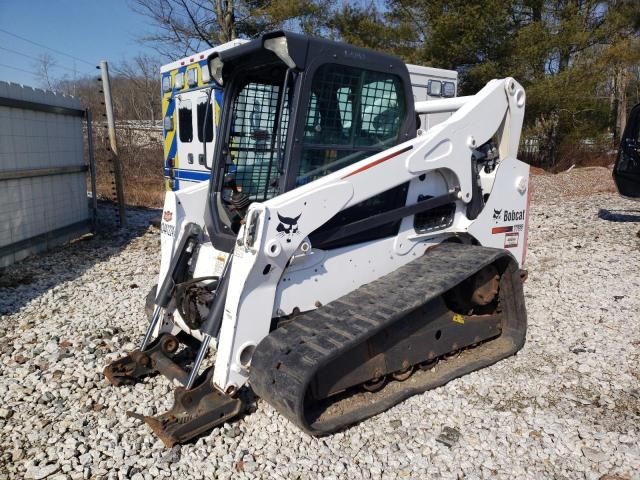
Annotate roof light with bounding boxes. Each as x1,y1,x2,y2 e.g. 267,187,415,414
427,80,442,97
264,36,295,69
208,56,224,86
442,81,456,98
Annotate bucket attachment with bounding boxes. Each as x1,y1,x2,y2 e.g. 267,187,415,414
129,367,244,447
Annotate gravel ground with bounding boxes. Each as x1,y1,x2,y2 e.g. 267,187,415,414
530,166,618,201
1,170,639,480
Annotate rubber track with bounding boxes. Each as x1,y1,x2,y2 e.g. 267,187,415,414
250,242,527,435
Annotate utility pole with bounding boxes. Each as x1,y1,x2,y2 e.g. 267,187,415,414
99,60,126,227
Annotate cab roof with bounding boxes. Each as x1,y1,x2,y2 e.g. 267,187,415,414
212,31,410,83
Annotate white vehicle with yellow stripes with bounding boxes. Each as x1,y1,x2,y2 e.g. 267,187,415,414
161,40,246,190
161,40,458,191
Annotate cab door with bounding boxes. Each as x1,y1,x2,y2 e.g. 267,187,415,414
614,104,640,199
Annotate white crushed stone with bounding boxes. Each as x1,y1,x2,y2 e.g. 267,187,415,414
1,175,639,479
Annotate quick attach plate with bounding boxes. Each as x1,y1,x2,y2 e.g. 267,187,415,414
104,334,192,386
130,367,244,447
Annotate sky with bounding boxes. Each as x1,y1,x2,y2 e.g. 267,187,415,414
0,0,162,87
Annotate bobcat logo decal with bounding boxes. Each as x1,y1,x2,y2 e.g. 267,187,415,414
493,209,502,221
276,213,301,243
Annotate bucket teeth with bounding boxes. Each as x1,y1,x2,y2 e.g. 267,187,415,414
133,367,244,447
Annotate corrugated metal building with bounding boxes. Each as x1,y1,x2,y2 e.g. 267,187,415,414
0,81,93,267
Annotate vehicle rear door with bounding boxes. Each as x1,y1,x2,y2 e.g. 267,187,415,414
175,89,212,187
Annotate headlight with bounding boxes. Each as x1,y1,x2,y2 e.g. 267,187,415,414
208,56,224,85
264,36,296,69
427,79,442,97
443,81,456,98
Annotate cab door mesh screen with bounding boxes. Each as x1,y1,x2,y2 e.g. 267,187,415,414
225,81,289,202
297,64,406,185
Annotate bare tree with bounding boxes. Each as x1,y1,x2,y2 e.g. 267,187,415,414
35,53,57,90
128,0,331,56
116,55,162,122
129,0,236,56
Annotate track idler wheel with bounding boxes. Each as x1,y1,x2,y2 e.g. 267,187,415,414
445,264,501,314
470,265,500,306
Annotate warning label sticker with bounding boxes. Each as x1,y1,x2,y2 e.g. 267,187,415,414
213,254,227,276
504,232,519,248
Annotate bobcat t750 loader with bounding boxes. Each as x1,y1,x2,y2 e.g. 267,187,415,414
105,31,530,447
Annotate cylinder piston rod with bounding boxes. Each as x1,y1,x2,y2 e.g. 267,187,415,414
415,96,471,114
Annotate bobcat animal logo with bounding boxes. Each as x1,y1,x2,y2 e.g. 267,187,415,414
493,209,502,221
163,210,173,222
276,213,301,243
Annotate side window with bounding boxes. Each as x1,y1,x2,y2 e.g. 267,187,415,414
336,87,353,130
358,79,402,144
297,64,406,184
305,93,319,132
187,68,198,88
631,111,640,142
197,100,214,143
162,75,172,93
178,99,193,143
618,108,640,175
175,72,185,90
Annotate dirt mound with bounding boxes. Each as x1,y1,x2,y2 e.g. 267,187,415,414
531,166,616,202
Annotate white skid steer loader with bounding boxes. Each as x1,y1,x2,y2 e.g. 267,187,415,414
105,31,530,447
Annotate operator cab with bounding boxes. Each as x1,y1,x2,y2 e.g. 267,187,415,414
613,103,640,199
205,31,416,251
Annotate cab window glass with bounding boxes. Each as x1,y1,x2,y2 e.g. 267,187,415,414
298,64,406,184
178,99,193,143
162,75,171,93
632,114,640,142
306,93,319,131
619,108,640,175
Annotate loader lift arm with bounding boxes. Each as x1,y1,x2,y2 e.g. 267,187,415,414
214,76,526,393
